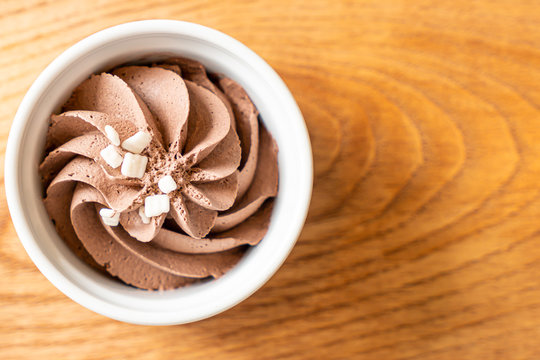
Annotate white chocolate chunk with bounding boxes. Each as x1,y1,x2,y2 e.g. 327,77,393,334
158,175,177,194
100,145,123,169
121,152,148,179
99,208,120,226
121,131,152,154
102,216,120,226
144,194,170,217
138,206,151,224
104,125,120,146
99,208,115,218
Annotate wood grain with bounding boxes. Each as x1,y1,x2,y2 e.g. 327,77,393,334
3,0,540,359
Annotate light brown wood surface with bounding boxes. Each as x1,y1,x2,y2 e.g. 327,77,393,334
3,0,540,359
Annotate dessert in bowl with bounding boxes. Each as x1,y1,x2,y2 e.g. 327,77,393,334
40,57,279,291
5,20,312,325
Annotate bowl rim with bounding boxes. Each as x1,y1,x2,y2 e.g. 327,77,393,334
5,20,312,325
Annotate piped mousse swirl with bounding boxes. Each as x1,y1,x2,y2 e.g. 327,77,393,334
39,57,278,290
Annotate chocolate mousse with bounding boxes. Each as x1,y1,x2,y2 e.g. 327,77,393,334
39,57,279,290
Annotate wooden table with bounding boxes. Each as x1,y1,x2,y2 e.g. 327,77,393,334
3,0,540,359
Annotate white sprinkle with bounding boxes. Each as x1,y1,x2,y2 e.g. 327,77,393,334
158,175,177,194
144,194,170,217
100,145,123,169
99,208,120,226
121,152,148,179
121,131,152,154
104,125,120,146
138,206,151,224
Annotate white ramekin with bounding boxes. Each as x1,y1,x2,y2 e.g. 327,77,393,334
5,20,312,325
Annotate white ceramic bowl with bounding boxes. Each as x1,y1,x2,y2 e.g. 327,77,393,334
5,20,312,325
